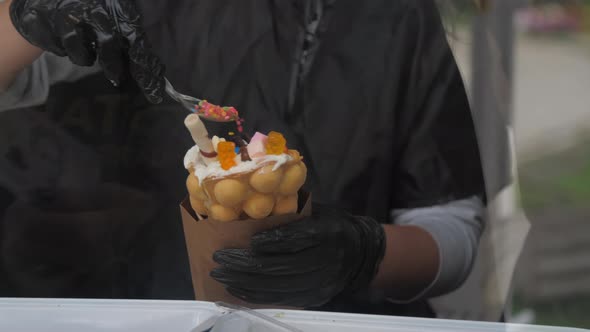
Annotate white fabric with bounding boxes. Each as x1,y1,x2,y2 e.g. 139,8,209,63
0,53,100,111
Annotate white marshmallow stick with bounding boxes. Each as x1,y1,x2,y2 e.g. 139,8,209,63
185,114,216,165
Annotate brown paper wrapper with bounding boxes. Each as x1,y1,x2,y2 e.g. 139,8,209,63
180,191,311,308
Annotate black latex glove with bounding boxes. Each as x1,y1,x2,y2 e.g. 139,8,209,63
211,205,386,307
10,0,165,103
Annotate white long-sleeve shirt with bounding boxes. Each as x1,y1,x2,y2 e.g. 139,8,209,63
0,53,101,111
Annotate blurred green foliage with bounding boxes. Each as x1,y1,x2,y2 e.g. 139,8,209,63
517,137,590,329
513,295,590,328
519,138,590,211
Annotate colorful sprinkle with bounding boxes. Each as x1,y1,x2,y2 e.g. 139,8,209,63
194,101,244,133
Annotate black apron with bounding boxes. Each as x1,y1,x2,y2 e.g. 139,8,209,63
0,0,484,318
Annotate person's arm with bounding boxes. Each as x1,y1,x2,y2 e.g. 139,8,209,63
373,0,486,302
371,225,439,301
208,198,484,308
372,197,484,302
5,0,166,103
0,0,43,91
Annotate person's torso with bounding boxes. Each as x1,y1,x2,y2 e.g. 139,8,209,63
0,0,435,316
141,0,415,220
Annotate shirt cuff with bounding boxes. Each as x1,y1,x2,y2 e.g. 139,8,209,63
0,67,34,108
0,59,50,112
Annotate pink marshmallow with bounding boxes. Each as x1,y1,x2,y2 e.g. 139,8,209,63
247,132,268,158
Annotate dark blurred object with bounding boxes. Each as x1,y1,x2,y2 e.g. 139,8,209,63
0,72,194,299
1,184,156,298
9,0,166,103
0,187,16,297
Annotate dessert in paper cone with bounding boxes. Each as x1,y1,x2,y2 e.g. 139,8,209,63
180,112,310,306
183,114,307,222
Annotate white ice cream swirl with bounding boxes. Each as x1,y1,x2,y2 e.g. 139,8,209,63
184,145,292,185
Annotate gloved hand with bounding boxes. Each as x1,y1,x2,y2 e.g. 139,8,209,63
9,0,165,103
211,204,386,307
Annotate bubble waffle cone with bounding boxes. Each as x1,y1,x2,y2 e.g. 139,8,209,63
180,113,311,306
186,150,307,222
180,151,311,307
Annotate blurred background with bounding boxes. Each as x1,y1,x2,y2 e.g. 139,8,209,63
439,0,590,329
